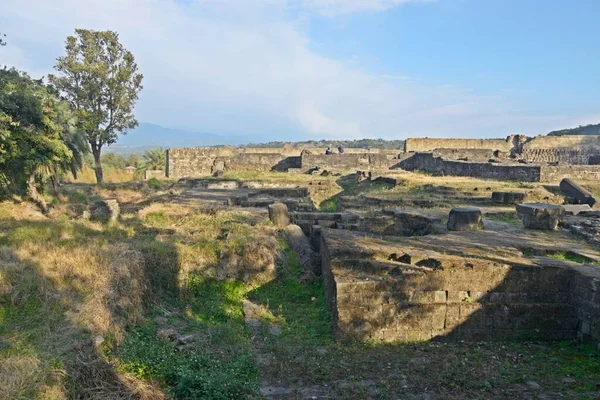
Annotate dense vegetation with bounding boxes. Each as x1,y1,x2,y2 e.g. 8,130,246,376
0,67,87,211
243,138,405,149
547,123,600,136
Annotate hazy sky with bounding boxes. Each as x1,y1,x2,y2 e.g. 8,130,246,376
2,0,599,142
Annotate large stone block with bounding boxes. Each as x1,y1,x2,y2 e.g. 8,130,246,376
90,199,120,222
516,203,565,230
268,202,289,228
491,191,527,205
560,178,597,207
447,207,484,231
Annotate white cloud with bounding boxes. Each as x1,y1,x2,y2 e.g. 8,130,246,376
299,0,433,17
0,0,590,141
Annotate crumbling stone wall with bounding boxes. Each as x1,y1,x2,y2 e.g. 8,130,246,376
540,165,600,182
404,137,514,153
167,147,235,178
301,153,390,171
398,153,541,182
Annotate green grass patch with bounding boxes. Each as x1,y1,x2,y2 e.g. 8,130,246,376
249,243,331,345
112,325,259,399
319,197,339,212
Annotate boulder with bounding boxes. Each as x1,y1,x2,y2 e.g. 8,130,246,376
516,203,565,230
268,202,290,228
491,191,527,205
447,207,484,231
90,199,120,222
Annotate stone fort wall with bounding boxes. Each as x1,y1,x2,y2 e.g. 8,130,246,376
404,137,515,153
396,153,542,182
166,147,399,178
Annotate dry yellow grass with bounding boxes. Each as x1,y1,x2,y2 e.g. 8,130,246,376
63,165,137,184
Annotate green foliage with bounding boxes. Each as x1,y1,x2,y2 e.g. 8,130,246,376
0,67,85,200
146,177,163,190
244,138,405,150
141,147,166,171
249,242,331,345
319,197,339,212
547,123,600,136
113,326,259,399
49,29,143,183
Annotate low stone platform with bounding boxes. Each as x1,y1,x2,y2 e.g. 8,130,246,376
321,228,600,347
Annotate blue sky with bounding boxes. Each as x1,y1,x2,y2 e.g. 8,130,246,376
2,0,599,143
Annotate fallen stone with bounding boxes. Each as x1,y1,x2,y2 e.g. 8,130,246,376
560,178,596,207
491,191,527,205
90,199,120,222
177,334,196,344
268,324,283,336
447,207,484,231
282,224,320,276
525,381,541,390
268,202,290,228
157,328,178,341
516,203,565,230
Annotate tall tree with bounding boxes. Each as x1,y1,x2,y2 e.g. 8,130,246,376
49,29,143,183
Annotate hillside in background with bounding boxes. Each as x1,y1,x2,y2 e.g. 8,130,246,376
244,138,405,149
107,122,241,153
547,123,600,136
105,122,406,154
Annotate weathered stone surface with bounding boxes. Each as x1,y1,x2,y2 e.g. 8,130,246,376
282,224,320,276
387,210,440,236
562,204,593,215
491,191,527,205
447,207,484,231
90,199,120,222
320,228,600,345
516,203,565,230
145,169,166,180
560,178,597,207
268,202,289,228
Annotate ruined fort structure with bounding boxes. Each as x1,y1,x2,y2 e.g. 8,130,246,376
165,134,600,182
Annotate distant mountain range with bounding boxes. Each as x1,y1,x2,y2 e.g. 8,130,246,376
106,123,242,153
547,123,600,136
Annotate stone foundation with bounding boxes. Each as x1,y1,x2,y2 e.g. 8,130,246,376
321,229,600,347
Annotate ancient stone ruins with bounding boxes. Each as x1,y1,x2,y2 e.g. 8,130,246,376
163,135,600,351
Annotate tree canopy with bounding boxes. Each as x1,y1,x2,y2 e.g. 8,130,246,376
0,67,86,211
49,29,143,183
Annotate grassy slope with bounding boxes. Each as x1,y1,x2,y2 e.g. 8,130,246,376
0,172,599,399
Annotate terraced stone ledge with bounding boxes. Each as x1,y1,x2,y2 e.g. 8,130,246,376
320,229,600,349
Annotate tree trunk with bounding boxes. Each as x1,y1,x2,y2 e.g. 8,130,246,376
92,143,104,184
27,173,48,214
50,175,66,202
